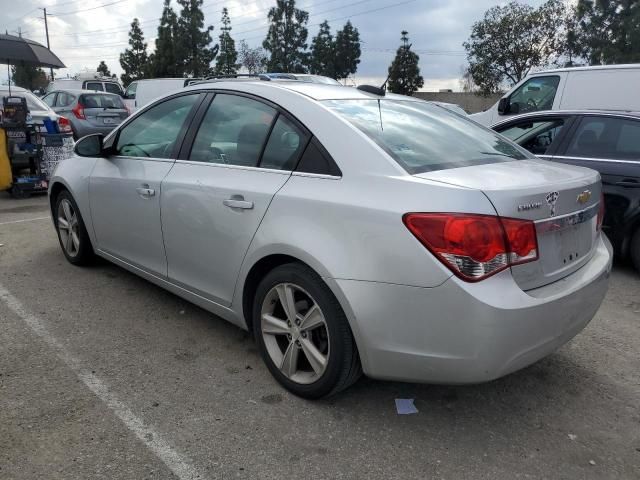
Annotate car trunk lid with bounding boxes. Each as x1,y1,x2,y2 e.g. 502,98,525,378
415,159,602,290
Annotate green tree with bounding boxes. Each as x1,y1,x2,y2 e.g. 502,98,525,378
238,40,267,74
119,18,149,85
176,0,218,77
97,60,111,77
309,21,335,77
11,64,48,91
214,8,239,75
463,0,566,95
575,0,640,65
387,31,424,96
153,0,181,77
262,0,309,73
334,20,361,81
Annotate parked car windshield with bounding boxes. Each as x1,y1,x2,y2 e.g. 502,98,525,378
325,99,530,173
80,93,125,109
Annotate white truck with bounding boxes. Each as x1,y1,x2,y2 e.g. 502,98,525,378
471,64,640,126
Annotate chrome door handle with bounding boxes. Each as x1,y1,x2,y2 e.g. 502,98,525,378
223,196,253,209
136,184,155,198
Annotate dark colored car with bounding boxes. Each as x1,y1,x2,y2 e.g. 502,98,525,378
492,110,640,272
42,89,129,139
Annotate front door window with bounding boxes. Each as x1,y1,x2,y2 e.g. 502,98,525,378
508,76,560,114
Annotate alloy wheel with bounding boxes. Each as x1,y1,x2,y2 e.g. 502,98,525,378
260,282,330,384
57,198,80,257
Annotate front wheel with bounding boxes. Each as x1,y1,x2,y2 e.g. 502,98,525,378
253,263,361,399
54,190,94,265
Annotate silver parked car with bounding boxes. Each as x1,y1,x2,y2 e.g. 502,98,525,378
42,89,129,139
49,81,612,398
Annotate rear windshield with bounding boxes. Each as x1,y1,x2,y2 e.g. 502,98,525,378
80,93,125,109
324,99,530,173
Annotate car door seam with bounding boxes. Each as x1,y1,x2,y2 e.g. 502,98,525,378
229,172,294,304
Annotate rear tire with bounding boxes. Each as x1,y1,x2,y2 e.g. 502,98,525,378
54,190,94,266
630,228,640,273
253,263,362,399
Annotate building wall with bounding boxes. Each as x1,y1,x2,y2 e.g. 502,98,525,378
414,92,502,114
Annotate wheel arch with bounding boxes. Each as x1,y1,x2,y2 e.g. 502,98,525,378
238,250,369,376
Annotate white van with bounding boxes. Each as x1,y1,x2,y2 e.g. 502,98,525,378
471,64,640,126
123,78,202,113
46,76,124,97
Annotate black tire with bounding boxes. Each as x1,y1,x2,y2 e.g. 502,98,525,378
253,263,362,399
630,228,640,273
53,190,95,266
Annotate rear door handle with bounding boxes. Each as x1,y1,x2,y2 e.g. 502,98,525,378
615,179,640,188
136,184,155,198
223,195,253,210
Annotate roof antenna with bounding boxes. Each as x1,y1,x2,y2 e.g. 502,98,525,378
357,40,412,96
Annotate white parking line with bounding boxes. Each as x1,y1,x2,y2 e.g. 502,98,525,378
0,216,50,226
0,283,208,480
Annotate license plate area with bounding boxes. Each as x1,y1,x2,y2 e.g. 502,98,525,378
102,117,116,124
535,203,598,275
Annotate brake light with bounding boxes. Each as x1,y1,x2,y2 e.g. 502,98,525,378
57,116,73,133
403,213,539,282
72,102,85,119
596,193,605,231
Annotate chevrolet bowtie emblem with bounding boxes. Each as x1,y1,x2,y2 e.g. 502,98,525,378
577,190,591,204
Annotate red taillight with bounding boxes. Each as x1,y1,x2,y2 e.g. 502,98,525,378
57,116,73,133
596,193,605,231
72,102,85,119
403,213,539,282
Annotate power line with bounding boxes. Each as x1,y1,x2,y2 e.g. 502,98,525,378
48,0,130,17
236,0,418,40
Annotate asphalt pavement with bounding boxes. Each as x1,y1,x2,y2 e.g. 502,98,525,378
1,194,639,480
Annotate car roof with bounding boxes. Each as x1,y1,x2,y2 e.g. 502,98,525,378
529,63,640,75
186,80,420,102
47,88,120,96
491,109,640,128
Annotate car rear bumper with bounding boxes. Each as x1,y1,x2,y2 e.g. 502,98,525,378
329,233,613,384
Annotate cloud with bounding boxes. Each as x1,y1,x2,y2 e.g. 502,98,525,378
1,0,547,91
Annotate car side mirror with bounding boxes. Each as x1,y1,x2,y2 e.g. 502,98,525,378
74,133,106,157
497,97,510,115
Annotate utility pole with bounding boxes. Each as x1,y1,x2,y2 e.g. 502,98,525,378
40,8,54,81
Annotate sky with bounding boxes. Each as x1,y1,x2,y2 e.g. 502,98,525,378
1,0,546,91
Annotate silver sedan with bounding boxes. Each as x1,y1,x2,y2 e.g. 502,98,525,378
49,81,612,398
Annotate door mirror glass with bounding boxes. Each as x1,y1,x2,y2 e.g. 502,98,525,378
75,134,104,157
497,97,510,115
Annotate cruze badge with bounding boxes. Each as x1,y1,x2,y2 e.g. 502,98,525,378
577,190,591,205
518,201,542,212
546,191,559,217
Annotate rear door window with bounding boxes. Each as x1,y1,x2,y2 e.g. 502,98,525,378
508,76,560,114
260,115,309,170
325,99,529,174
85,82,104,91
497,118,566,155
188,94,277,167
565,116,640,160
104,83,123,95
